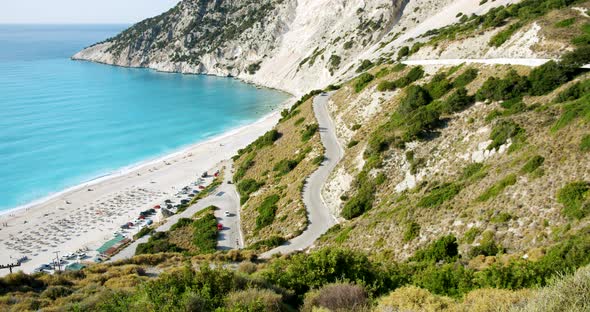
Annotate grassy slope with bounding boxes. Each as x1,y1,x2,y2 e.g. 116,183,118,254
233,97,324,248
319,61,590,266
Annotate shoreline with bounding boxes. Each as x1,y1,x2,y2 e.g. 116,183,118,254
0,100,290,219
0,95,294,275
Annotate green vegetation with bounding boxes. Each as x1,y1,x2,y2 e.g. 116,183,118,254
192,207,219,253
461,163,486,181
397,46,410,60
248,236,286,250
477,174,518,202
581,135,590,152
341,172,376,220
247,61,262,75
410,235,459,263
403,222,421,242
237,179,264,204
555,17,576,28
491,212,514,223
557,181,590,220
134,227,154,240
273,159,300,176
452,68,479,88
476,70,529,102
301,123,319,142
356,59,374,73
551,93,590,132
255,195,280,229
136,207,218,255
521,155,545,174
417,183,462,208
489,22,523,47
234,129,281,161
425,73,452,99
280,90,322,123
354,73,375,92
488,120,525,150
554,79,590,103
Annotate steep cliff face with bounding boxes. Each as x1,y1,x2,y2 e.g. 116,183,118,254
73,0,398,94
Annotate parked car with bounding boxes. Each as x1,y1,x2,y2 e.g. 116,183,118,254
217,223,223,231
224,211,231,217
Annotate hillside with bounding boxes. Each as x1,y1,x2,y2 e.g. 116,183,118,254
4,0,590,311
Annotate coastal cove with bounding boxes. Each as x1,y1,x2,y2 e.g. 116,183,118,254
0,25,291,212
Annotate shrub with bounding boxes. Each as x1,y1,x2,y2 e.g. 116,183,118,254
136,232,184,255
341,172,376,219
134,226,153,239
256,195,280,229
557,181,590,220
377,80,397,92
273,159,299,176
225,288,283,312
555,17,576,28
425,73,452,99
356,59,374,73
488,120,524,150
581,135,590,152
551,95,590,132
560,44,590,68
399,85,432,115
521,155,545,174
354,73,375,92
411,235,459,263
528,60,569,96
301,123,319,142
397,46,410,60
491,212,514,223
248,236,286,250
453,68,479,88
476,70,529,101
417,183,462,208
247,62,262,74
396,66,425,87
477,174,518,202
554,80,590,103
489,22,523,47
461,163,486,181
414,263,474,297
303,283,368,312
41,285,73,300
403,222,421,242
439,87,475,114
237,179,264,204
238,262,258,274
192,208,219,253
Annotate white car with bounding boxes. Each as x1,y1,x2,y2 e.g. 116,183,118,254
224,211,231,217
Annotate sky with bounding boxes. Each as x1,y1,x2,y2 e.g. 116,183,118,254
0,0,180,24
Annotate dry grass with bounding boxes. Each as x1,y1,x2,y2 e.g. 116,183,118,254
236,97,323,247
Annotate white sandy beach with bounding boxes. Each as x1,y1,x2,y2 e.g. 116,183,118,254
0,107,287,276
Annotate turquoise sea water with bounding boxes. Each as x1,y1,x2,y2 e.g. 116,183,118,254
0,25,289,211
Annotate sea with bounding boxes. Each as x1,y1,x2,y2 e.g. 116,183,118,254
0,24,290,212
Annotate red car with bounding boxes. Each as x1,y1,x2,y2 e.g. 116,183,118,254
217,223,223,231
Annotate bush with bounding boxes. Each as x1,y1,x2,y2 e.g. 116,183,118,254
303,283,368,312
41,285,73,300
413,263,474,297
273,159,299,176
237,179,264,204
397,46,410,60
377,80,397,92
410,235,459,263
396,66,425,88
356,59,374,73
461,163,486,181
403,222,421,242
439,87,475,114
477,174,518,202
557,181,590,220
192,209,218,253
134,226,154,239
354,73,375,92
248,236,286,250
555,17,576,28
226,288,283,312
301,123,319,142
521,155,545,174
341,172,376,219
452,68,479,88
256,195,280,229
238,262,258,274
417,183,462,208
347,140,359,148
528,61,569,96
476,70,529,101
489,22,523,47
399,85,432,115
136,231,184,255
425,73,452,99
554,80,590,103
488,120,524,150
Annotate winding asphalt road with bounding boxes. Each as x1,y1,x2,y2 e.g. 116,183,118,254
262,92,343,258
109,161,243,261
